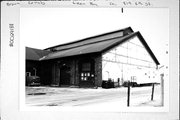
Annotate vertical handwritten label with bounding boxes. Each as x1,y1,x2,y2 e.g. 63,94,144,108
9,24,14,47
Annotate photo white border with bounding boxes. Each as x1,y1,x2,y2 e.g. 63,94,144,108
1,0,179,120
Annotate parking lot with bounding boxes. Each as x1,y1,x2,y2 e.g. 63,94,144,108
26,85,162,107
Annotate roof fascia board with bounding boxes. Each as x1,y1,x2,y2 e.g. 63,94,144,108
136,32,160,65
101,31,160,65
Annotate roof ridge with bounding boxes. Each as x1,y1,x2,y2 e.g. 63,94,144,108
46,32,137,54
44,27,133,50
40,32,138,61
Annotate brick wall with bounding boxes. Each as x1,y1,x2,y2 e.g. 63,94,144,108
49,53,102,87
94,55,102,87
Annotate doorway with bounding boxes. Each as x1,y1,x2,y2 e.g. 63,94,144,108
60,65,71,86
79,59,95,87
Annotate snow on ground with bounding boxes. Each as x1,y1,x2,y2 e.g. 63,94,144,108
26,85,162,107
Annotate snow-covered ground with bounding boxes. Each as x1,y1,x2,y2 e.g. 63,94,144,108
26,85,162,107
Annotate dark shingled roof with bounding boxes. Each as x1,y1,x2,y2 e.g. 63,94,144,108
26,47,51,61
26,27,160,65
44,27,134,51
41,32,137,60
41,31,160,65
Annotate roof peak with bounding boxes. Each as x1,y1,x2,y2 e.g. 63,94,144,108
26,46,43,51
26,46,51,61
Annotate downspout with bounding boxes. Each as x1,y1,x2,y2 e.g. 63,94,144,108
33,67,37,76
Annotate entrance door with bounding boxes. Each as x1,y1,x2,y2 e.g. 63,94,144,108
79,60,95,87
60,65,70,86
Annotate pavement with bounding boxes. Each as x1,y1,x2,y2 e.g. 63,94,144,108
26,85,162,107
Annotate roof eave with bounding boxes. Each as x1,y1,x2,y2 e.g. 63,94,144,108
101,31,160,66
40,52,101,61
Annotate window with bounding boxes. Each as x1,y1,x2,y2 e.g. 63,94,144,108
80,60,94,82
82,62,91,71
81,72,91,81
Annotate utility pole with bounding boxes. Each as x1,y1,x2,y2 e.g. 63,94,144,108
151,83,155,101
161,73,164,106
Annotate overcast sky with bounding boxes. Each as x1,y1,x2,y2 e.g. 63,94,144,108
20,8,169,65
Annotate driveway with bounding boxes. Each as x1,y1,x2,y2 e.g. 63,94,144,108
26,85,162,107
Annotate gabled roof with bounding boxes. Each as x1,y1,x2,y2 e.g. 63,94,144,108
26,27,159,65
44,27,134,51
41,31,160,65
26,47,51,61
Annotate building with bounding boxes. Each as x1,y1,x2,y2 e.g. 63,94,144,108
26,47,51,85
26,27,160,87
